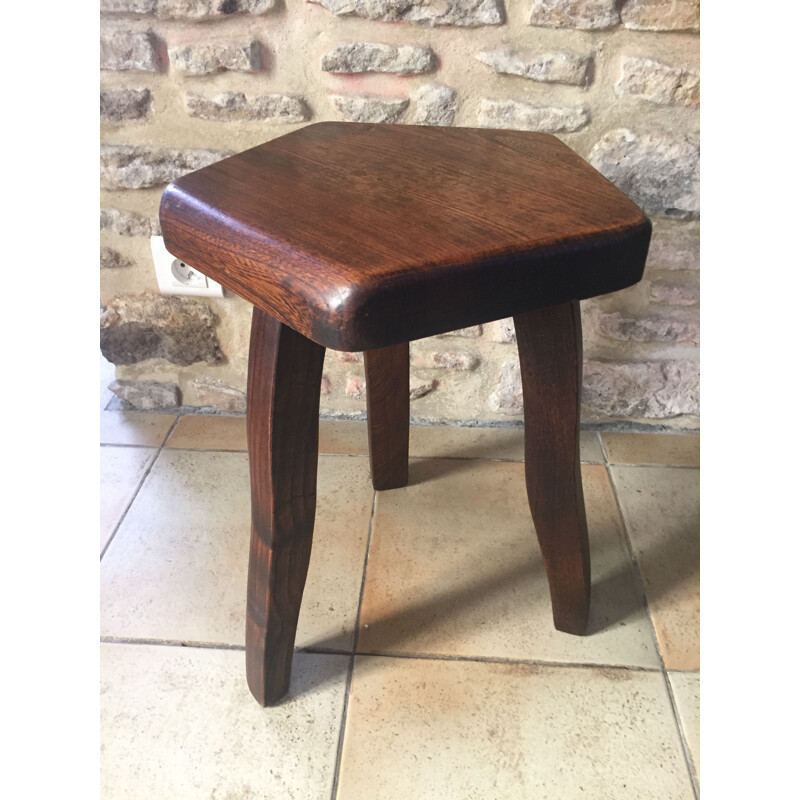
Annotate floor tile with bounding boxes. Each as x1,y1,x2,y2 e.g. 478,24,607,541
318,420,369,455
409,425,604,463
101,643,348,799
100,451,374,651
669,671,700,780
337,656,694,799
358,461,659,667
611,466,699,670
100,411,175,447
583,431,606,463
100,446,156,552
165,414,247,451
602,433,699,467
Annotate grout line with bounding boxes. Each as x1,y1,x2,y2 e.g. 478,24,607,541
350,490,379,656
605,462,700,799
98,636,662,674
291,646,351,656
100,442,163,449
662,669,701,794
604,462,699,470
100,416,181,562
347,650,662,673
588,431,607,465
100,636,245,651
328,652,355,800
162,446,252,454
101,440,695,470
329,490,378,800
598,431,611,464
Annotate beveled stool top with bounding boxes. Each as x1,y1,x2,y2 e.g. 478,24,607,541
160,122,650,351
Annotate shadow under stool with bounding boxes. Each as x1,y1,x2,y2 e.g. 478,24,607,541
159,122,652,706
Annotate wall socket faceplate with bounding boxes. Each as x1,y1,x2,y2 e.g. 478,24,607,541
150,236,224,298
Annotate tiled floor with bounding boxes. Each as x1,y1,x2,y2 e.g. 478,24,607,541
100,411,700,799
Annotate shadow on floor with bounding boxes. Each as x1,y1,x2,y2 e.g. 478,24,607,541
284,515,697,702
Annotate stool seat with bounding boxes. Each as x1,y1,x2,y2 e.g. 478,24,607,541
161,122,650,351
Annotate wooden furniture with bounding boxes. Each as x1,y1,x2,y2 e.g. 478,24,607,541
160,122,651,706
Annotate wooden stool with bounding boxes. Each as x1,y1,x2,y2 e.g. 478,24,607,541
160,123,651,706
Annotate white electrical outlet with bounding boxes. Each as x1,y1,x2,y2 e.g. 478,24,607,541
150,236,224,297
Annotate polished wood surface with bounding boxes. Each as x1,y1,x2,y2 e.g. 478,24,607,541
157,123,652,705
365,343,410,491
245,308,325,706
515,301,590,635
160,122,651,351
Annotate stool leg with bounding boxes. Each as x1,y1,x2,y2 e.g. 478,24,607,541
514,301,591,635
364,342,409,490
245,308,325,706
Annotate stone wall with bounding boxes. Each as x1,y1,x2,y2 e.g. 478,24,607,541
100,0,700,428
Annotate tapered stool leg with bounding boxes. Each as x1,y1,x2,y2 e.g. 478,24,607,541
514,301,591,635
245,308,326,706
364,342,409,491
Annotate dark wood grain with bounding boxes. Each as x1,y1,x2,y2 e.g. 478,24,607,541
160,123,651,351
156,123,653,705
514,301,590,635
364,343,410,491
245,308,325,706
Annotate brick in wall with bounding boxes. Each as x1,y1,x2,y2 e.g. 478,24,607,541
100,88,153,122
100,208,157,237
648,279,699,306
186,92,309,122
308,0,504,27
647,219,699,270
321,43,435,74
100,293,224,366
491,354,701,418
582,359,699,418
412,83,457,126
109,379,181,410
486,318,516,343
529,0,619,30
438,325,482,338
616,57,699,107
101,247,135,270
410,379,438,400
158,0,277,18
478,98,589,133
100,31,160,72
100,1,156,14
100,1,278,18
588,129,699,218
621,0,700,32
488,361,522,413
100,145,231,189
169,41,261,75
192,377,246,413
413,351,480,370
594,311,699,344
345,374,366,399
330,94,408,123
477,47,591,86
